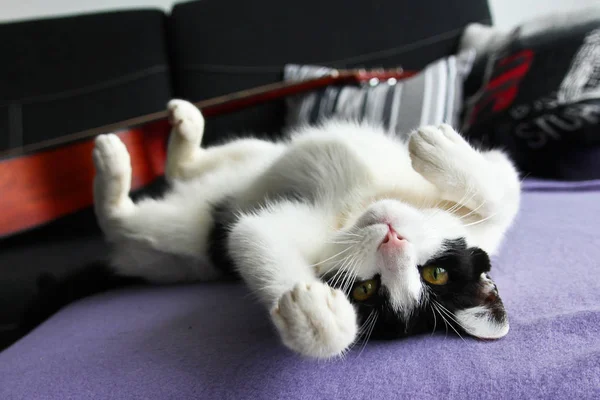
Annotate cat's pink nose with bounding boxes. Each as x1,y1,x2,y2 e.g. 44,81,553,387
380,224,407,248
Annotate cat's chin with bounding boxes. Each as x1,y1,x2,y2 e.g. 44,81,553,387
378,236,414,274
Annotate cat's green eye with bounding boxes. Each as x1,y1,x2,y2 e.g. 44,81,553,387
352,279,378,301
421,266,449,285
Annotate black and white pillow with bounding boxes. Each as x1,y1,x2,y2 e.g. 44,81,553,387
283,50,475,136
459,9,600,181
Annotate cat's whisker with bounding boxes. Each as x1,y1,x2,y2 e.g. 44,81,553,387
360,313,377,344
328,263,345,288
462,184,520,226
328,252,355,288
340,253,358,285
357,310,377,336
337,231,362,238
450,183,480,214
340,267,355,294
432,301,467,343
519,172,531,185
353,309,377,354
433,305,448,338
430,302,438,336
458,199,487,220
319,253,353,279
325,240,360,245
424,185,477,223
335,345,351,362
309,245,355,268
326,268,344,288
444,199,465,217
462,179,522,225
436,312,467,344
432,303,449,338
433,301,469,332
345,267,360,294
462,209,501,227
417,195,439,211
445,185,478,217
339,348,350,361
338,265,353,293
347,311,375,357
422,198,448,221
333,263,353,290
319,243,360,278
460,185,508,222
358,311,378,357
341,254,362,294
430,198,446,210
442,188,472,216
417,196,427,210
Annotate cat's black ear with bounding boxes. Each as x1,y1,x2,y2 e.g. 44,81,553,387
470,247,492,274
456,272,509,339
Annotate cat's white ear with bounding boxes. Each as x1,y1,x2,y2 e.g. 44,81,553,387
455,306,509,339
455,272,509,339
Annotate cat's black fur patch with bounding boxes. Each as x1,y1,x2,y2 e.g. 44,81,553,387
328,238,505,340
207,199,240,277
207,192,307,278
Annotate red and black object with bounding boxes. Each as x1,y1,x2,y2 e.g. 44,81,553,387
462,19,600,181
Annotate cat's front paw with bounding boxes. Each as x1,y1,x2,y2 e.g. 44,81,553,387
93,134,132,208
167,99,204,145
409,124,483,191
93,134,131,181
271,282,358,359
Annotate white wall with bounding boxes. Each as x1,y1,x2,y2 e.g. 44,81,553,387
489,0,600,30
0,0,176,23
0,0,599,28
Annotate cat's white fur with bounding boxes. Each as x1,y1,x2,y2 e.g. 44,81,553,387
93,99,520,359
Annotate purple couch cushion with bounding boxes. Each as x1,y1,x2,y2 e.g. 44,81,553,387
1,182,599,399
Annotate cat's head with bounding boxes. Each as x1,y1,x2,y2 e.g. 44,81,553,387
321,199,508,341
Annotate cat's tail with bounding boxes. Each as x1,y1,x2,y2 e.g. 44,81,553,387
18,261,145,338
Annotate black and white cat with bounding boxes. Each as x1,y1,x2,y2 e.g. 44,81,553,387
92,99,520,359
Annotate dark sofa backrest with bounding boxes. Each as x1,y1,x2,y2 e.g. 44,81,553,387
0,10,172,154
0,0,492,153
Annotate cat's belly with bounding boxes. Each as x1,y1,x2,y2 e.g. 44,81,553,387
338,136,441,208
235,135,438,214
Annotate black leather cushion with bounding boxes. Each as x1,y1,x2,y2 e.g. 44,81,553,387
461,16,600,181
168,0,491,145
0,9,172,152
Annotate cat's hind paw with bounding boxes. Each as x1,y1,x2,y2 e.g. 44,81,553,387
271,281,358,359
167,99,204,145
93,134,132,211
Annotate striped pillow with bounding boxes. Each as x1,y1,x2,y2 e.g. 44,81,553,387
283,50,475,136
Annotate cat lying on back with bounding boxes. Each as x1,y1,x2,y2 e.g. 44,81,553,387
93,99,520,359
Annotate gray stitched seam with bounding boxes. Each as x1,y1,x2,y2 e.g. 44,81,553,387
0,64,168,107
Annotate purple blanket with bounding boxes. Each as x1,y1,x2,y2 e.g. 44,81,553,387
1,180,599,399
